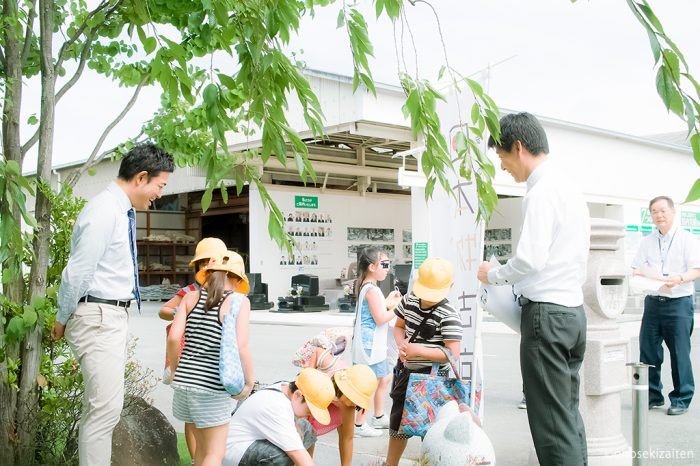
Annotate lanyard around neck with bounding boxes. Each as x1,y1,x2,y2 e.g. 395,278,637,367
658,229,678,276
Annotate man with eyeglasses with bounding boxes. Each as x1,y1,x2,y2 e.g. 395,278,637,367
632,195,700,416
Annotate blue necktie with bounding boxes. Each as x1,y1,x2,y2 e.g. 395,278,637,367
127,209,141,310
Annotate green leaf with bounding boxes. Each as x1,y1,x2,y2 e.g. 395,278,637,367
143,37,157,55
220,184,228,204
217,73,237,90
682,96,696,136
359,72,376,96
655,66,674,110
438,65,446,81
470,103,480,125
6,316,24,340
691,133,700,167
646,29,661,64
685,177,700,203
455,131,469,155
669,88,684,117
466,79,484,99
22,305,37,327
2,268,15,284
87,168,97,176
201,189,213,212
6,160,20,176
203,83,219,107
638,3,665,34
337,9,345,28
136,25,147,44
662,49,680,82
27,114,38,125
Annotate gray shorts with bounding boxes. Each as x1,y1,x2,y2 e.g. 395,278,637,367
172,385,233,428
238,419,316,465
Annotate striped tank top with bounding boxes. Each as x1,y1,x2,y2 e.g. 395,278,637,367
172,288,232,393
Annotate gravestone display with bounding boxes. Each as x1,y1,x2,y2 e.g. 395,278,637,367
276,274,330,312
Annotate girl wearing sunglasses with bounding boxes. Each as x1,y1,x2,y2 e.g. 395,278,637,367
351,246,402,437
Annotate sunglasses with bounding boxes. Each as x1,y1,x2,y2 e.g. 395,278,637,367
380,260,391,269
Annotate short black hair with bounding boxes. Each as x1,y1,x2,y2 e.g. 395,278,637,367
488,112,549,156
649,196,675,210
117,143,175,181
289,380,298,393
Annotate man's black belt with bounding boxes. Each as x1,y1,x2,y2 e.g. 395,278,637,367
79,295,131,309
647,295,688,303
517,296,532,307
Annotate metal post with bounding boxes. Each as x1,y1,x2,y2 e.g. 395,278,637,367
627,362,652,466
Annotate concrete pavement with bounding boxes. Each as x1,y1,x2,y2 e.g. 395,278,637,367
128,303,700,465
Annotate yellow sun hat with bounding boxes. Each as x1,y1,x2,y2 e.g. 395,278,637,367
412,257,454,302
195,251,250,294
189,237,227,266
296,368,335,425
333,364,378,411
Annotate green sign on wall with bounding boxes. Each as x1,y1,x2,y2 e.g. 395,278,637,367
640,208,652,225
413,242,428,269
295,195,318,209
681,211,700,228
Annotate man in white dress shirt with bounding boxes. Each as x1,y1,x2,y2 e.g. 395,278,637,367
632,196,700,416
51,143,174,466
477,112,590,466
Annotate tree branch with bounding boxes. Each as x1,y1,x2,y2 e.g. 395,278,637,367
22,0,124,156
65,75,148,188
54,0,113,71
20,0,38,67
21,32,95,156
55,34,93,102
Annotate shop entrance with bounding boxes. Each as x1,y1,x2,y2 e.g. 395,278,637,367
187,186,250,269
201,212,249,267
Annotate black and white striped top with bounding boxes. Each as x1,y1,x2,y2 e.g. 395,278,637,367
172,288,231,393
394,292,462,370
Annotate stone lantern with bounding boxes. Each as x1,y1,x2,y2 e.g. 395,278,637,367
580,218,632,465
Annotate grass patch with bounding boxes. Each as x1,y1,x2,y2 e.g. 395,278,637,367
177,432,192,466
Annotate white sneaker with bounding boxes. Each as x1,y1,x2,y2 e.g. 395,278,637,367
369,415,390,429
354,423,383,437
517,395,527,410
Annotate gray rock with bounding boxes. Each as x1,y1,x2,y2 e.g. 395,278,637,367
112,396,180,466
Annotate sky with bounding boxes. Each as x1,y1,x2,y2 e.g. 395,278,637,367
19,0,700,171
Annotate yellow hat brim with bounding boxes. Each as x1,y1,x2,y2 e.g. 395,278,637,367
334,374,371,410
412,280,451,302
308,401,331,425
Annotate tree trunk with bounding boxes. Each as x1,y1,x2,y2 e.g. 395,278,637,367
1,0,25,463
16,0,56,463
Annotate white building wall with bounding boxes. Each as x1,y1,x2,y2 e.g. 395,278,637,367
249,184,412,303
489,118,696,208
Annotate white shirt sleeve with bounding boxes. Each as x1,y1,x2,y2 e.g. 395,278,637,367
488,192,556,286
684,233,700,270
56,201,116,324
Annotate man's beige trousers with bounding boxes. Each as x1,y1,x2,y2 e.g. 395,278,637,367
66,302,129,466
